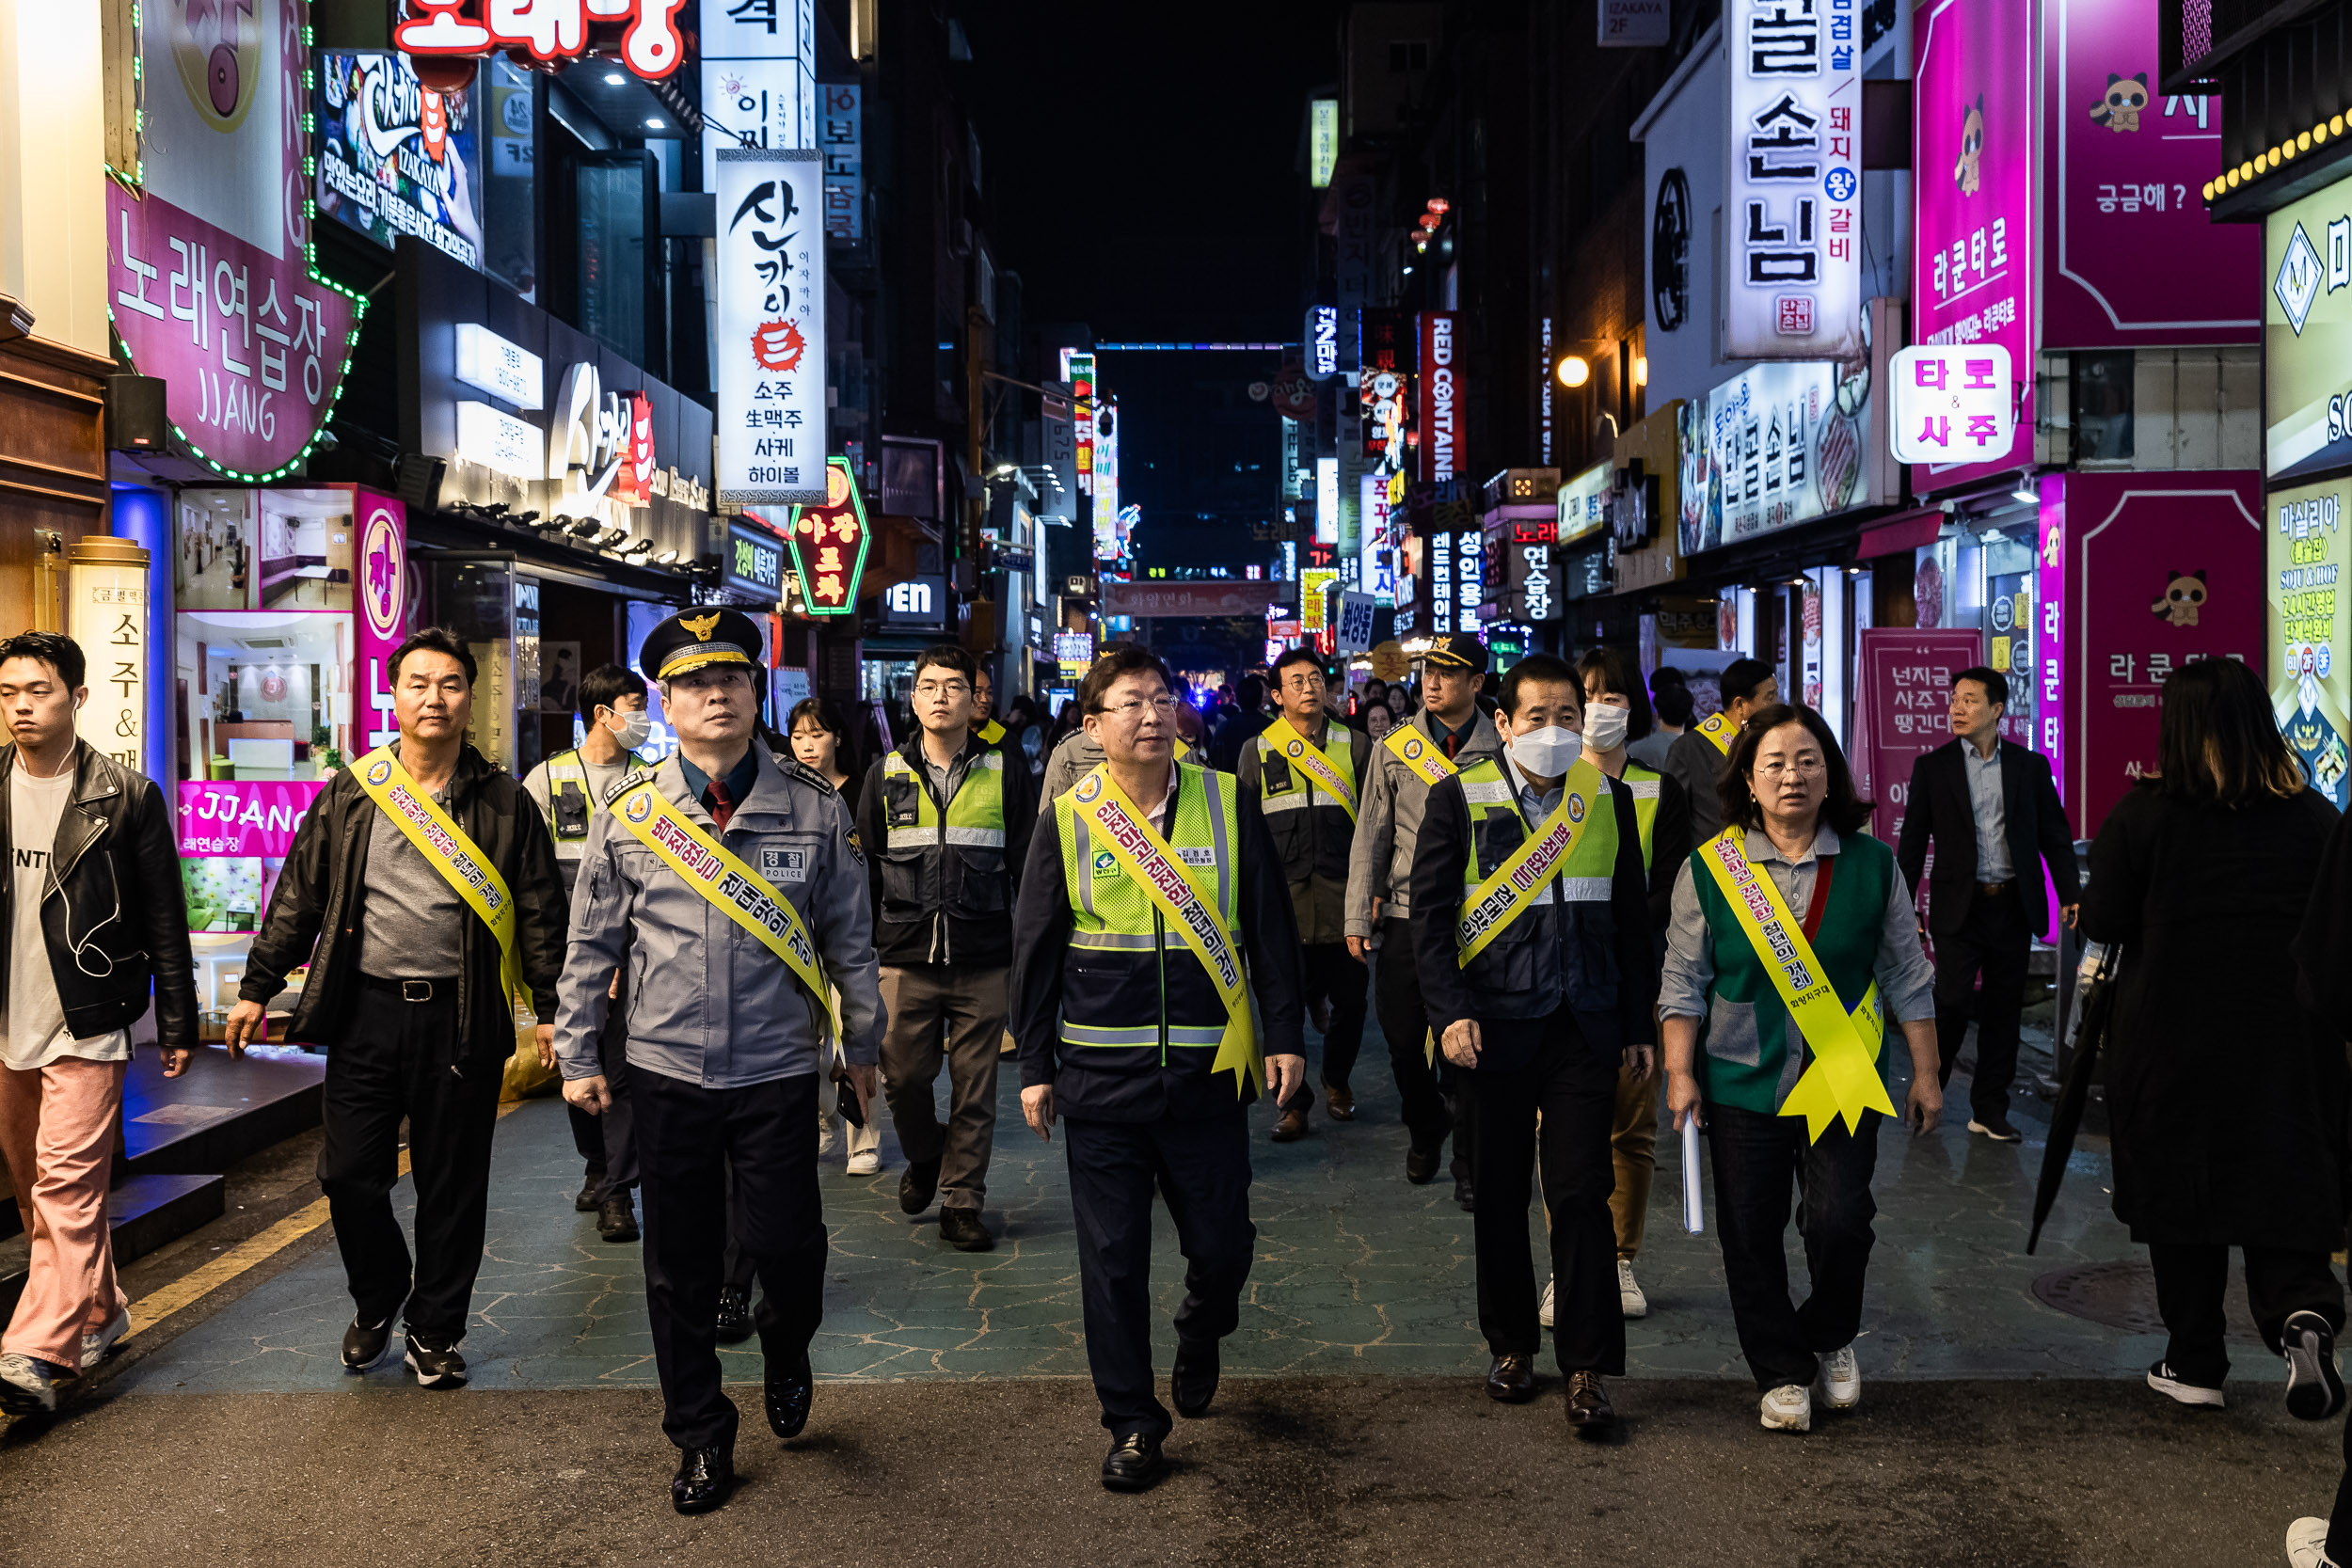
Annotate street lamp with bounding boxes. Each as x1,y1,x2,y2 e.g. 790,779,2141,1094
1554,355,1592,389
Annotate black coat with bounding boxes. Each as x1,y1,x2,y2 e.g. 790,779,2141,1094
1897,738,2081,939
243,743,568,1059
2082,781,2347,1250
0,741,198,1053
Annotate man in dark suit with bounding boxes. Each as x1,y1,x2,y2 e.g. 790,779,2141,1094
1895,666,2080,1142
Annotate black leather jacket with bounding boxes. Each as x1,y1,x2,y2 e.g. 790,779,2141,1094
0,741,198,1053
241,743,567,1058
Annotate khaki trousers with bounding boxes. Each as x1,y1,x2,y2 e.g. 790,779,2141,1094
1609,1059,1659,1260
878,964,1007,1211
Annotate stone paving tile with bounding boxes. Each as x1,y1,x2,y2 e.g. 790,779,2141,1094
113,1007,2277,1396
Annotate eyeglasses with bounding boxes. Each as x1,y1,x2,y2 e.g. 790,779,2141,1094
1098,696,1180,720
1753,757,1827,781
914,679,972,698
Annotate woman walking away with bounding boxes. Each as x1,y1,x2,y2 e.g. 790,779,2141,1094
2082,656,2346,1420
1661,704,1941,1434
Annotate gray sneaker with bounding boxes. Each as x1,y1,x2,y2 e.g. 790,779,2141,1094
0,1353,78,1415
80,1307,131,1370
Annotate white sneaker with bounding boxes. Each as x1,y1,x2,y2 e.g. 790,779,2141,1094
846,1148,881,1177
1537,1277,1556,1328
1759,1383,1812,1433
2288,1517,2341,1568
0,1352,76,1415
80,1307,131,1370
817,1113,839,1158
1617,1259,1648,1319
1818,1344,1860,1409
2147,1359,2226,1407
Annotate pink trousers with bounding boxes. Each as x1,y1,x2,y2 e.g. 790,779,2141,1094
0,1057,129,1370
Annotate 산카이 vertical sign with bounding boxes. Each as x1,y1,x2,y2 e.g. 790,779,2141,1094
716,148,827,508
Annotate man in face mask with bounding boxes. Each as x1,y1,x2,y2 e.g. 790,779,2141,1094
1406,652,1661,1434
523,663,655,1242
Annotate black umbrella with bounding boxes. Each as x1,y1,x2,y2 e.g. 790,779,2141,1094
2029,943,2121,1254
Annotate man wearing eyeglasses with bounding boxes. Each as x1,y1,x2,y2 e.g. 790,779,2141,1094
856,644,1036,1251
1011,645,1306,1491
1237,647,1369,1141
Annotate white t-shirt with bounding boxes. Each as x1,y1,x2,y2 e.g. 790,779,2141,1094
3,768,130,1071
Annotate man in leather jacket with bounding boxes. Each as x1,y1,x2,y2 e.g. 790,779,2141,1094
0,633,198,1417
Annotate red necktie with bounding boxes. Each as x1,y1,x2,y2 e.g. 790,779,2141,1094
703,780,735,832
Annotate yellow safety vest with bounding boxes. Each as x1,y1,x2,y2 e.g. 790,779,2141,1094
544,746,651,851
881,748,1008,851
1623,761,1661,872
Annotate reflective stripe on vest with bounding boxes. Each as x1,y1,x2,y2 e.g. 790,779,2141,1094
1624,763,1661,873
1454,756,1621,908
882,749,1007,850
1255,722,1354,815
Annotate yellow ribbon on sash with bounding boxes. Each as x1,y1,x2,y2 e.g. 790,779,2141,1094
1263,715,1358,820
1454,756,1608,968
354,748,524,1002
1697,827,1896,1140
1069,765,1262,1098
1385,722,1457,786
607,775,843,1045
1697,710,1739,755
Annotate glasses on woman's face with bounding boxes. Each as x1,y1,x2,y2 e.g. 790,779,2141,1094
1100,695,1180,721
1753,756,1827,782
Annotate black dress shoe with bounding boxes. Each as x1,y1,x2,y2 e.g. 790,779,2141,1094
1100,1432,1168,1493
764,1341,813,1439
671,1446,736,1514
1486,1353,1536,1403
574,1169,605,1212
1171,1337,1219,1418
939,1207,996,1252
596,1191,639,1243
1454,1177,1477,1212
714,1286,755,1344
898,1158,942,1215
341,1316,394,1370
1565,1370,1617,1431
1405,1142,1441,1185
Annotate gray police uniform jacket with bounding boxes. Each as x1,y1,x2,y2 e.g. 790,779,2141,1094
1343,707,1502,939
552,745,886,1089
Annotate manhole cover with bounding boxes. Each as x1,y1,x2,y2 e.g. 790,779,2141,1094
2030,1259,2263,1344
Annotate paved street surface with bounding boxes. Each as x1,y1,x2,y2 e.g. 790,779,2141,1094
0,1016,2336,1564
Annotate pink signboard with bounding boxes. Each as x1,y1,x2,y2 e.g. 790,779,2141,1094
2042,0,2260,347
1851,627,1983,847
178,780,324,859
1913,0,2034,493
354,490,411,754
108,0,360,481
2051,471,2265,837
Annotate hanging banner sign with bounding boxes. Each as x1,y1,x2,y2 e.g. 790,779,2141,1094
1416,311,1464,483
1724,0,1863,358
700,0,818,189
715,148,827,507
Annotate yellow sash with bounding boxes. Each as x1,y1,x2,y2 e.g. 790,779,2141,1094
1069,765,1262,1097
977,719,1006,745
1696,710,1739,755
1454,756,1608,967
1385,721,1457,786
1697,827,1897,1140
608,774,843,1044
354,748,523,1001
1263,715,1358,819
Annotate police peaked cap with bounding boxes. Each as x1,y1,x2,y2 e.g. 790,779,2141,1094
640,607,765,682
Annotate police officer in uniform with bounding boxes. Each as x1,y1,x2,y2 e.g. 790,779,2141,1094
1344,632,1500,1203
1409,652,1659,1433
1011,646,1306,1492
522,663,651,1242
1238,646,1368,1141
555,609,884,1514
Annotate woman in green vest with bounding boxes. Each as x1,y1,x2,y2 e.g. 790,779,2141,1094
1659,705,1941,1435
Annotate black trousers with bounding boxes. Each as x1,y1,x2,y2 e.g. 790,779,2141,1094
1065,1110,1255,1441
564,971,637,1196
1468,1008,1624,1375
317,977,503,1343
2147,1242,2345,1388
1932,885,2031,1120
636,1069,825,1452
1283,940,1369,1106
1375,917,1475,1178
1706,1101,1881,1390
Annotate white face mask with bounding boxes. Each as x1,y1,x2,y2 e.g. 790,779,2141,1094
607,709,653,750
1507,725,1582,777
1582,703,1630,753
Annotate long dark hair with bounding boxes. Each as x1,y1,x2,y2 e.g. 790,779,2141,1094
784,696,855,781
1719,703,1876,836
2156,657,2305,807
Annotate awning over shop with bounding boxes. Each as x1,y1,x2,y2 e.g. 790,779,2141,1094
1854,508,1947,562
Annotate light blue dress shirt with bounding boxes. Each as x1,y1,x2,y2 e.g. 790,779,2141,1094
1963,738,2012,881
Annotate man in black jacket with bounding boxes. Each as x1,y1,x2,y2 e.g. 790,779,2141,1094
1011,647,1306,1492
1896,666,2080,1142
0,633,199,1417
1410,653,1659,1433
226,627,566,1389
857,643,1036,1252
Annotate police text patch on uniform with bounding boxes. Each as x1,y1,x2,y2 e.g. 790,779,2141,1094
762,847,809,882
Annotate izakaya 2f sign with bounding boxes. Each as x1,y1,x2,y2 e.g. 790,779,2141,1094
716,148,826,508
1724,0,1863,358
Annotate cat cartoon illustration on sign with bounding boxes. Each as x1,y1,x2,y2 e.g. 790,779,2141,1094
2090,72,2150,133
2151,568,2207,627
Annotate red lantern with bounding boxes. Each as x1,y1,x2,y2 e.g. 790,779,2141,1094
1417,213,1440,231
1427,197,1451,214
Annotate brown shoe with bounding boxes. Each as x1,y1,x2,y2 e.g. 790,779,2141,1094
1324,1083,1356,1121
1486,1353,1536,1403
1271,1103,1311,1142
1565,1370,1616,1431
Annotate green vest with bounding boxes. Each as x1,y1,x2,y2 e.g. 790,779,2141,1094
1689,831,1896,1115
1623,761,1661,872
1054,762,1242,1053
